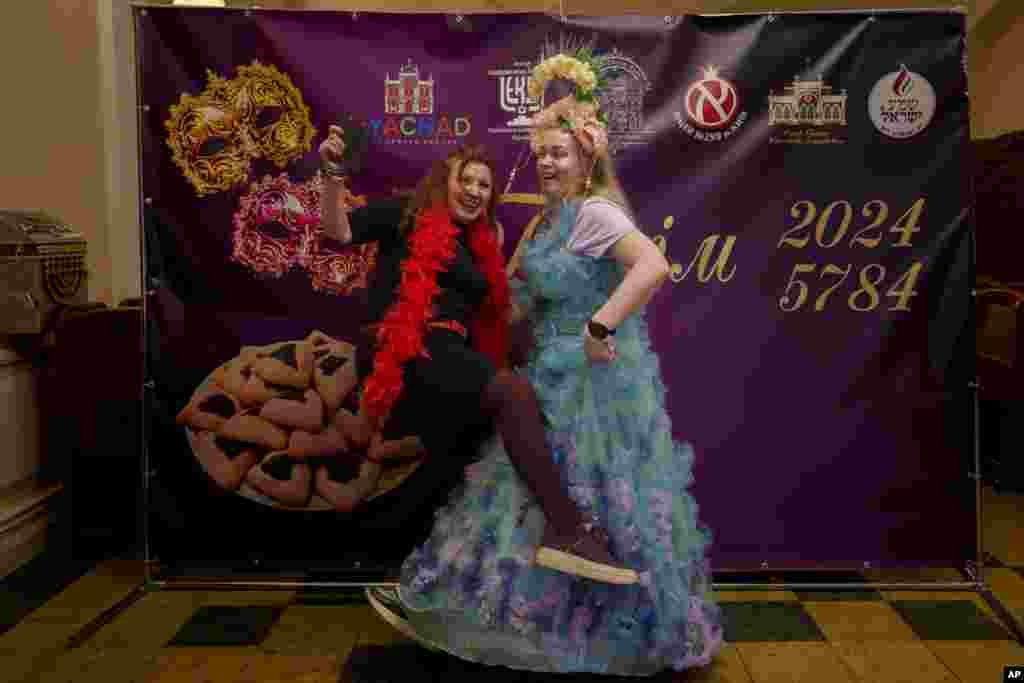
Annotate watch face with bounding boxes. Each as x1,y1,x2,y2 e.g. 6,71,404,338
588,321,609,339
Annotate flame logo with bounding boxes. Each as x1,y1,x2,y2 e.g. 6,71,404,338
893,65,914,96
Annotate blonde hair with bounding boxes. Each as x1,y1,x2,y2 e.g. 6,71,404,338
586,149,630,212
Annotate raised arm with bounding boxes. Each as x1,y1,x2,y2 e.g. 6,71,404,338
319,124,353,243
319,124,405,246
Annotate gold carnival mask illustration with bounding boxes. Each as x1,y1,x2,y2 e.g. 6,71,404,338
165,61,317,197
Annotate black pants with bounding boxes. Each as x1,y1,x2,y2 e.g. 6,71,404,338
357,329,498,548
356,326,587,560
379,329,497,453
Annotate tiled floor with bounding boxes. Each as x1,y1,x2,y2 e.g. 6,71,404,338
3,486,1024,682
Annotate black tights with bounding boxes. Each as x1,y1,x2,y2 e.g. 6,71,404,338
481,369,583,536
379,331,584,537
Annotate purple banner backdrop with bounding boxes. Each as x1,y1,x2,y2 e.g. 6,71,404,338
138,8,972,571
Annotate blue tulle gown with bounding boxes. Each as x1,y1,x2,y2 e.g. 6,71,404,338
394,199,725,675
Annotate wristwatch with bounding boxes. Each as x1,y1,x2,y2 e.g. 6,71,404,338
587,320,615,341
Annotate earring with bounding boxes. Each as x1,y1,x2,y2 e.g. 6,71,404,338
584,155,598,194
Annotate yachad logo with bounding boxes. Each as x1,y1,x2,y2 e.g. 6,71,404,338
594,48,655,153
674,66,749,142
868,65,936,139
385,59,434,115
487,60,542,140
363,59,471,145
768,74,848,144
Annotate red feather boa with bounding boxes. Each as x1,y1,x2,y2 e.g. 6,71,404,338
360,206,510,423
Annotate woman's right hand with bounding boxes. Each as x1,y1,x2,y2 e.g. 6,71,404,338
318,125,347,166
317,124,354,242
583,325,617,364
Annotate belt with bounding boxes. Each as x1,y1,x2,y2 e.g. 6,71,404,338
427,319,468,338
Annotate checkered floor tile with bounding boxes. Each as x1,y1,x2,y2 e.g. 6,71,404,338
156,594,1019,648
168,605,284,646
889,600,1014,641
6,486,1024,683
4,582,1024,683
720,601,826,642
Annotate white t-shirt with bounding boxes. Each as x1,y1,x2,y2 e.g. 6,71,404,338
565,198,636,258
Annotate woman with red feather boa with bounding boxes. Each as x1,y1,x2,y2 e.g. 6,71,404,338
319,129,635,586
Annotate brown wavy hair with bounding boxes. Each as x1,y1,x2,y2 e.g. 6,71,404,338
399,144,500,235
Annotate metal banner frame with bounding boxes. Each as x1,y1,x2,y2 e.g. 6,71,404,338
118,2,1023,647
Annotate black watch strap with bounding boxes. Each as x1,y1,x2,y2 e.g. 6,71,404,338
587,320,614,340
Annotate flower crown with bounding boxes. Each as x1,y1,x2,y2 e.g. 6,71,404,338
527,47,607,104
527,47,610,156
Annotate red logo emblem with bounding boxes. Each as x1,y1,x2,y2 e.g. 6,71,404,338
685,66,740,130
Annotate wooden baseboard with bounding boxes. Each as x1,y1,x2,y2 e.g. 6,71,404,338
0,480,64,580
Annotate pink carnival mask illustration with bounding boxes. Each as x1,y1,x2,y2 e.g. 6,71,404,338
231,172,375,296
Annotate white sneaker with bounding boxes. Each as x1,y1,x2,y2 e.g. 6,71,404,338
365,587,440,652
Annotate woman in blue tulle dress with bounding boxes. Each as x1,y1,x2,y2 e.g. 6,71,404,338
368,48,724,676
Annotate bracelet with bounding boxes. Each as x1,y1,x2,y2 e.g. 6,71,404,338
320,160,347,179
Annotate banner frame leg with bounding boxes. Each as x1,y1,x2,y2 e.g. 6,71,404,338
970,377,986,586
61,583,149,651
132,4,157,599
128,10,1011,641
964,560,1024,646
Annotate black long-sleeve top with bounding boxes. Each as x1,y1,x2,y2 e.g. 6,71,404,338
342,199,490,383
